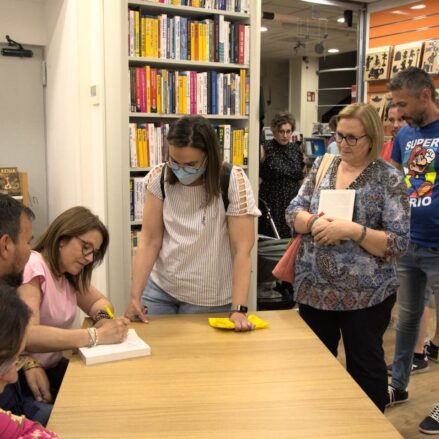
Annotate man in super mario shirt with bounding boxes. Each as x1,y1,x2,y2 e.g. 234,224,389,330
386,67,439,434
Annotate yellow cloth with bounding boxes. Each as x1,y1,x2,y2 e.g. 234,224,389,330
208,314,269,330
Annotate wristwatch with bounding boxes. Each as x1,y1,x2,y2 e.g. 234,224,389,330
230,304,248,314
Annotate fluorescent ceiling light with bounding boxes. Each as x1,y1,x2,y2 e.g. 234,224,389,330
390,10,408,15
411,4,426,9
328,48,339,53
260,26,268,32
337,17,345,23
300,0,361,8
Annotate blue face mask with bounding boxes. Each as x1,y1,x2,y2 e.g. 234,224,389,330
168,159,207,186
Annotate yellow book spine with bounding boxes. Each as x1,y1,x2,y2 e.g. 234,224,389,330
134,11,140,57
190,23,195,61
178,75,185,114
151,17,159,58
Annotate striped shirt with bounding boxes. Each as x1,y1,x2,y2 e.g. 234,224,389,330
145,164,261,306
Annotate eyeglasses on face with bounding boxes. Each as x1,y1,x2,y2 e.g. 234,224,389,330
0,355,27,375
335,132,368,146
75,236,100,259
166,157,206,175
277,129,292,136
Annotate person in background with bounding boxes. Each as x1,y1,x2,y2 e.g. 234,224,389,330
326,115,339,155
381,102,406,163
17,206,130,422
385,67,439,435
124,115,260,331
0,280,60,438
259,111,304,238
286,102,410,412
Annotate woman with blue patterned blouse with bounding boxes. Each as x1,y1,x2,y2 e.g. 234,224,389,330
286,103,410,413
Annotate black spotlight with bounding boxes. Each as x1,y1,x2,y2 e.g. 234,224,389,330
343,10,353,28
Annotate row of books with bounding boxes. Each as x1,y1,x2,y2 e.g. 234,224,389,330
129,122,248,169
135,1,250,14
129,122,169,168
128,11,250,65
129,67,249,115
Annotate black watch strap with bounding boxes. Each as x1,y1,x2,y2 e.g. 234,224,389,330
230,304,248,313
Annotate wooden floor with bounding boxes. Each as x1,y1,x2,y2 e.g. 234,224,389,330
336,305,439,439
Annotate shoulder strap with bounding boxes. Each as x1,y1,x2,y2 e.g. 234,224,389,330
314,153,335,193
220,162,233,211
160,165,166,200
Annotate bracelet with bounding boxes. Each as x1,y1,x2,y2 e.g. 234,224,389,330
354,225,367,244
93,309,111,323
87,327,98,348
22,358,42,372
306,215,320,233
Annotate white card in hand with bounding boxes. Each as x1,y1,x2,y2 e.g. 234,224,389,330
318,189,356,221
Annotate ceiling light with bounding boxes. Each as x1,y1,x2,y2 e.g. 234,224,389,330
260,26,268,32
411,4,426,9
391,10,407,15
328,48,339,53
337,17,345,23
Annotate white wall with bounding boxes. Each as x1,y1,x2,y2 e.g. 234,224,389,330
44,0,109,296
0,0,46,45
260,61,289,126
289,57,319,137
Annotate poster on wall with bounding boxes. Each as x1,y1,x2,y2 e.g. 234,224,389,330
391,42,423,78
422,39,439,75
365,47,391,81
368,93,391,120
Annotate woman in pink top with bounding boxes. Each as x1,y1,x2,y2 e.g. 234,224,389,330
0,280,59,438
17,207,130,422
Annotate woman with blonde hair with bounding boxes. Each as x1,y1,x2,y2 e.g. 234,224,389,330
286,103,410,412
17,206,130,423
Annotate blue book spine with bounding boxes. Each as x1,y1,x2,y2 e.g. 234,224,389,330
211,70,217,114
181,17,188,60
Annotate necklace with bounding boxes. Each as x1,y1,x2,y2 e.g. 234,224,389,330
200,176,208,226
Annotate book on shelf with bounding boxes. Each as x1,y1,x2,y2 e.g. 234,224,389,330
78,329,151,366
0,167,22,199
130,1,250,13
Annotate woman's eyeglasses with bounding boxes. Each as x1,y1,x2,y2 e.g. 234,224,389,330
75,237,99,258
277,129,292,136
167,158,206,175
335,132,368,146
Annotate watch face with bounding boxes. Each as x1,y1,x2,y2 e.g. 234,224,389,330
232,305,248,313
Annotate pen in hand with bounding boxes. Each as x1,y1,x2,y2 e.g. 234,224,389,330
105,305,115,319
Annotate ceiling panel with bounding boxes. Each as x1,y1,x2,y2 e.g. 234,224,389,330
261,0,374,62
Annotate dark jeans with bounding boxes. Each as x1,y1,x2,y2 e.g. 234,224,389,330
299,294,396,413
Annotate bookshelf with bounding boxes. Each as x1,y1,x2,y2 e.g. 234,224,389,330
102,0,261,313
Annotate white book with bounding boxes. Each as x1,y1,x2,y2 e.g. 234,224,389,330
78,329,151,366
129,123,138,167
318,189,356,221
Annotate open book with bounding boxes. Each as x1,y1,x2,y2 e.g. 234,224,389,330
78,329,151,365
318,189,356,221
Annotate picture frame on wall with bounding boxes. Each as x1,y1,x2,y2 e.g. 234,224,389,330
368,93,391,120
365,46,391,81
422,39,439,75
391,41,423,78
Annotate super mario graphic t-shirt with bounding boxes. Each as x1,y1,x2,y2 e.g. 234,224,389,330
392,119,439,247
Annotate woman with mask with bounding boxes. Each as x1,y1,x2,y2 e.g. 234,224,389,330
124,115,260,331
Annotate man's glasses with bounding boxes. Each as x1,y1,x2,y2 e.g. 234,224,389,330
278,129,292,136
75,237,100,259
167,158,206,175
335,132,368,146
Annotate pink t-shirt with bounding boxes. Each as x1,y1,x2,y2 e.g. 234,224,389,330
23,251,78,368
0,408,60,439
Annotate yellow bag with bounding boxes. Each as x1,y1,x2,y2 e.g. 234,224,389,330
208,314,269,330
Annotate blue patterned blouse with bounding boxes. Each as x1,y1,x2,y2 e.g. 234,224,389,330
286,156,410,311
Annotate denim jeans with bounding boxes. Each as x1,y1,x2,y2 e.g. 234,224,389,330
141,279,231,314
391,243,439,391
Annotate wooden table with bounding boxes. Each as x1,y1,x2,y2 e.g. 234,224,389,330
48,310,401,438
